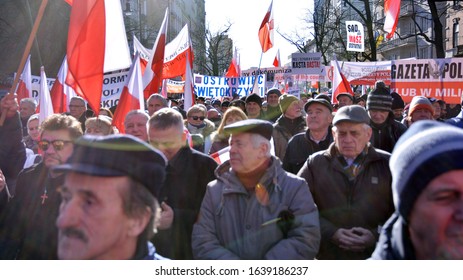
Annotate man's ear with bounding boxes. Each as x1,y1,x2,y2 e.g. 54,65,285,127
127,206,151,237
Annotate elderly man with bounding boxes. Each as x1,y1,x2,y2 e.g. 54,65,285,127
402,96,434,128
272,94,306,160
283,97,334,174
192,119,320,260
124,109,149,142
245,93,265,120
265,88,282,122
19,98,37,137
298,105,394,259
371,121,463,259
148,108,217,259
68,96,87,131
0,114,82,259
53,134,167,260
146,93,168,116
336,93,354,108
366,83,407,153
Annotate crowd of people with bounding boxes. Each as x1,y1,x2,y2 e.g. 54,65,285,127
0,81,462,260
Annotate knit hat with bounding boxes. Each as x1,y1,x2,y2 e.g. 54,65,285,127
390,92,405,110
245,93,263,107
266,88,282,97
366,87,392,112
390,121,463,222
279,94,299,113
408,96,434,117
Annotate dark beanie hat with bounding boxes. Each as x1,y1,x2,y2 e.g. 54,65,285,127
390,91,405,110
266,88,282,97
245,93,263,107
366,87,392,112
390,121,463,222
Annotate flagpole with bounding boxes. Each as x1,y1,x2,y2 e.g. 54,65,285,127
0,0,49,126
251,51,264,94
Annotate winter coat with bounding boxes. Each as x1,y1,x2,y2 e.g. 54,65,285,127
282,127,333,174
152,147,217,260
297,143,394,260
369,114,407,153
370,213,417,260
272,115,306,160
192,156,320,260
446,110,463,128
0,162,64,259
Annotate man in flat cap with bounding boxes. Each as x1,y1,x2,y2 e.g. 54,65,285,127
53,134,167,260
192,119,320,260
371,121,463,259
298,105,394,259
336,93,354,108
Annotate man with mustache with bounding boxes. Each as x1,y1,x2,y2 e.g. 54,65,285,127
298,105,394,259
53,134,167,260
0,114,82,259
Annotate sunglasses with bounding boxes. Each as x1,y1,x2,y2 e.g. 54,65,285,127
38,140,73,152
190,116,205,121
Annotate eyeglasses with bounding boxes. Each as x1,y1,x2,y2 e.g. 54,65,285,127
190,116,205,121
38,140,73,152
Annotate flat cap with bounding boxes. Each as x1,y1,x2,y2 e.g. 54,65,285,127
333,105,370,125
53,134,167,198
304,98,333,113
336,92,354,101
224,119,273,140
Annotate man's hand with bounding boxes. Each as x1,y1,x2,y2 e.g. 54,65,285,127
0,93,19,118
157,202,174,230
332,227,376,252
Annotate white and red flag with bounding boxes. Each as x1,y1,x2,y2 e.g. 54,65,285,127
384,0,401,39
258,0,274,53
112,52,145,134
16,55,32,102
183,52,195,112
142,8,168,99
331,56,354,104
273,49,281,67
66,0,131,116
38,66,54,124
50,56,76,113
163,24,194,79
133,34,150,75
210,146,230,164
225,47,240,77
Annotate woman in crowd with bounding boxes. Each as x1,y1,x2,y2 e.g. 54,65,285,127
209,106,247,154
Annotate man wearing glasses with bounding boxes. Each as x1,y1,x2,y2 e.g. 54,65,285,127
67,96,87,131
185,104,215,154
0,114,83,259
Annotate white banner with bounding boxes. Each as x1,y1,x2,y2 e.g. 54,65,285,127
346,21,365,52
291,52,323,75
193,74,266,98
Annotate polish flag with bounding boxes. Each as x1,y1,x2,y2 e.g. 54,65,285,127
163,24,194,79
50,56,76,113
273,49,281,67
331,56,354,104
112,52,145,134
225,47,240,77
160,79,168,98
38,66,54,124
183,52,195,112
258,0,274,53
66,0,131,116
16,55,32,102
142,8,168,100
133,34,150,75
384,0,401,39
210,146,230,164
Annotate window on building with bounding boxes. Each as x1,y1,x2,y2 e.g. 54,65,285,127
453,18,460,48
